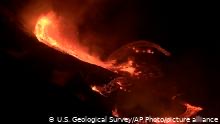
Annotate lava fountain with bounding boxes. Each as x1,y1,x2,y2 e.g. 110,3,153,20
34,11,171,76
34,11,202,123
34,12,112,70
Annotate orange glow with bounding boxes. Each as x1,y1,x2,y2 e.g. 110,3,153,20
118,63,136,75
91,85,105,96
147,49,154,54
34,12,137,76
181,103,203,117
34,12,203,120
34,12,112,69
35,15,58,46
112,108,119,117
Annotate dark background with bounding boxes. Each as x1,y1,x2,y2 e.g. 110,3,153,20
0,0,219,123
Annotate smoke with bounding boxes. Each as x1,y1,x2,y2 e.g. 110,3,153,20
20,0,139,60
17,0,204,117
19,0,52,35
20,0,173,116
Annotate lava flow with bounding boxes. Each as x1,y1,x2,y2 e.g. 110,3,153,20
34,11,169,76
34,11,203,123
34,12,112,70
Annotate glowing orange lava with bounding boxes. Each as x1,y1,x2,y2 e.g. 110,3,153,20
34,12,203,122
34,12,137,76
35,15,57,46
91,85,105,96
34,12,112,69
181,103,203,117
112,108,119,117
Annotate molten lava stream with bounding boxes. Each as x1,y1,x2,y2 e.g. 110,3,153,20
34,12,203,124
34,12,113,70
